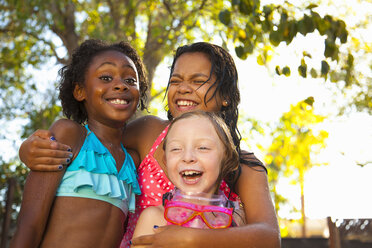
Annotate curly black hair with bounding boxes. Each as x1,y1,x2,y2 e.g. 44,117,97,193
166,42,247,192
58,39,148,124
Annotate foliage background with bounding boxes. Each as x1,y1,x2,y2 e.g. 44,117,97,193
1,0,371,243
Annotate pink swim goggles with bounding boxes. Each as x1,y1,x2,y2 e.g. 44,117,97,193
163,189,235,229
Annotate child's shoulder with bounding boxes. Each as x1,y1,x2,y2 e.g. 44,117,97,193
128,115,169,133
49,119,85,151
141,204,165,217
134,205,166,237
123,115,169,151
138,205,165,227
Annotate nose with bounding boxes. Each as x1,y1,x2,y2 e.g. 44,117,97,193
113,79,129,91
177,81,193,94
182,148,196,163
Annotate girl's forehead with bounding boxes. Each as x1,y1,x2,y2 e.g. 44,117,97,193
168,116,217,138
91,50,137,71
173,52,211,71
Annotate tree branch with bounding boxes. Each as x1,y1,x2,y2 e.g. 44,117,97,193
162,0,175,19
0,27,68,64
49,2,79,57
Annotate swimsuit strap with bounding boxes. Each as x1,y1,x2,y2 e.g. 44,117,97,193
84,124,92,136
147,125,170,156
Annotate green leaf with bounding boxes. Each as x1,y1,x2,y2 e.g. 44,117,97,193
306,4,318,9
321,60,330,76
235,46,246,59
239,0,253,15
257,54,264,65
219,9,231,26
310,68,318,78
324,38,336,59
304,96,314,106
269,31,280,46
282,66,291,76
275,65,281,75
298,64,307,78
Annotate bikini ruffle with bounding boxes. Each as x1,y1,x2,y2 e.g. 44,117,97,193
58,169,137,212
64,129,141,211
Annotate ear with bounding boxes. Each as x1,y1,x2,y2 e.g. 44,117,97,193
73,84,86,101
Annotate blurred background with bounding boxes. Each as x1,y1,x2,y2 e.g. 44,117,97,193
1,0,371,247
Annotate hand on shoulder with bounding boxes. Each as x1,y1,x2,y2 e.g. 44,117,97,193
49,119,85,159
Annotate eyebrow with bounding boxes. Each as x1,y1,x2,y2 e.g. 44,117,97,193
171,72,209,79
96,62,136,71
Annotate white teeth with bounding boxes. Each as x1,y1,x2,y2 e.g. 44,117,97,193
110,99,128,105
177,100,196,106
182,171,201,176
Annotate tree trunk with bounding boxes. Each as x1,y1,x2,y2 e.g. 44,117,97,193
300,172,307,237
1,178,16,248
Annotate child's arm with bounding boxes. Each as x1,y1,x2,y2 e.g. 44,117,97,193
131,206,166,248
18,129,73,171
10,170,66,247
10,119,83,248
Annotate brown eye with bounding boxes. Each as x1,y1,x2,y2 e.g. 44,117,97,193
124,78,137,86
99,75,112,82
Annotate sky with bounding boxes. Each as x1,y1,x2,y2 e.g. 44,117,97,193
1,0,371,222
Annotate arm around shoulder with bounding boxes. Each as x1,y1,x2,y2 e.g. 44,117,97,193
48,119,85,153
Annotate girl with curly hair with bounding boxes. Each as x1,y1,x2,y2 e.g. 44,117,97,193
11,39,148,248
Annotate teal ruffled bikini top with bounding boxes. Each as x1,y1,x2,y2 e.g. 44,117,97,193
56,125,141,214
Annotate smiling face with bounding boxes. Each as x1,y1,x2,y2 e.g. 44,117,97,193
167,52,223,118
164,115,225,195
74,50,139,126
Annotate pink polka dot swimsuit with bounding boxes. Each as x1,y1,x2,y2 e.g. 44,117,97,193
120,126,239,247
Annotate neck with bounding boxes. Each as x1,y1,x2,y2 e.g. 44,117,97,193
86,119,125,147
